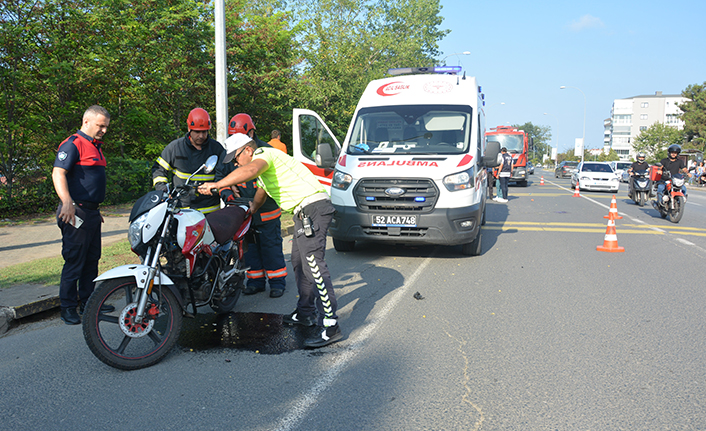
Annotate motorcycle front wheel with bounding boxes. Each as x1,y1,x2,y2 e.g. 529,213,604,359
669,196,685,223
638,191,646,207
82,277,183,370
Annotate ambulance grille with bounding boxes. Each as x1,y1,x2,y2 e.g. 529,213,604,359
354,178,438,212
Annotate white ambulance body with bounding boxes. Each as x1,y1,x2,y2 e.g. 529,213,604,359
292,67,500,255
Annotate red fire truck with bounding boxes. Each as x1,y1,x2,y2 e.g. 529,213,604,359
485,126,530,187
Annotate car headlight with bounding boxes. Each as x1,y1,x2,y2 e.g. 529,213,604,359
332,170,353,191
610,177,619,182
443,167,474,191
517,170,526,175
580,176,590,181
128,212,149,249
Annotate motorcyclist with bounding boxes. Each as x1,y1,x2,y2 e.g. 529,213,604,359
627,152,650,198
656,144,688,203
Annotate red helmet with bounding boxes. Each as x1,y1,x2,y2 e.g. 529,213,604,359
187,108,211,131
228,113,256,135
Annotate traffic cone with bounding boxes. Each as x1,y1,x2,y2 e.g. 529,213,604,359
572,183,581,197
540,176,545,185
596,218,625,252
603,195,623,220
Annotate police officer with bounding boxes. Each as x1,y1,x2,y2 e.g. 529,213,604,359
52,105,114,325
220,121,288,298
152,108,226,214
198,135,342,348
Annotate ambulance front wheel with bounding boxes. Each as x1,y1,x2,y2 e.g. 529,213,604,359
333,238,355,252
462,232,482,256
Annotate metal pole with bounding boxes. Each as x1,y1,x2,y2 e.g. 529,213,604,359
214,0,228,144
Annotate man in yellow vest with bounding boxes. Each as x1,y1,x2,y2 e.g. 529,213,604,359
198,134,341,348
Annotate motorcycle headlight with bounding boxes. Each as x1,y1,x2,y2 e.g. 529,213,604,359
673,177,685,187
443,167,474,191
332,170,353,191
128,212,149,249
636,179,648,187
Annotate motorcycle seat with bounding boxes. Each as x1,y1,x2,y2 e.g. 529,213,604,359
206,205,250,245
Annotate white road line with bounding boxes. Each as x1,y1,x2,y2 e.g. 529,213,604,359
273,257,433,431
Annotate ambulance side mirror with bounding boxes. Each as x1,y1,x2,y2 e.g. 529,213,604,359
483,141,501,168
316,143,337,169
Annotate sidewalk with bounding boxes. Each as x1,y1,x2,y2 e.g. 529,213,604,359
0,209,294,333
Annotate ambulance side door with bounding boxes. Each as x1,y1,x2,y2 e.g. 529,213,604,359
292,108,341,192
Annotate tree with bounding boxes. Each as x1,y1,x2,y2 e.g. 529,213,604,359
679,82,706,150
633,123,684,163
511,122,551,163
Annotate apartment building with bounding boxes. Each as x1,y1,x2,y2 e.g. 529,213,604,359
606,91,688,161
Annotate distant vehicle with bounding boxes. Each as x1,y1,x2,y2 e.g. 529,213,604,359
570,161,619,193
621,170,630,183
555,161,578,178
527,161,535,174
536,163,543,168
610,161,632,179
486,126,530,186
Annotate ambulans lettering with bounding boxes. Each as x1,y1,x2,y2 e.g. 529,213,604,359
376,82,411,97
357,160,439,168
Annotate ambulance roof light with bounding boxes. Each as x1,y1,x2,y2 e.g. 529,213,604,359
387,66,463,76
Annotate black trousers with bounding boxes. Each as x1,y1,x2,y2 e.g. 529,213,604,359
56,204,102,309
291,200,337,327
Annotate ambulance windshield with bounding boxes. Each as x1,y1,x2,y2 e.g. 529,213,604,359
347,105,472,155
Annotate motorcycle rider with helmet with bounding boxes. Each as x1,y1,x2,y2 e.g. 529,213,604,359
656,144,688,203
627,152,650,199
152,108,227,214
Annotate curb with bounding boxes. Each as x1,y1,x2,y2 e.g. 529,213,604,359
0,224,296,333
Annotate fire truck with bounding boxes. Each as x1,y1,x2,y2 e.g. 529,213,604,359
485,126,530,187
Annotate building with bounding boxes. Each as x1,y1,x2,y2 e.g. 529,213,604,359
606,91,688,161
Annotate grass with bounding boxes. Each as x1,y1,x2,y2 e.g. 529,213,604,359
0,211,295,289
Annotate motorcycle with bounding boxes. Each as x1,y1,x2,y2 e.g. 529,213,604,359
82,155,252,370
628,169,651,207
652,171,686,223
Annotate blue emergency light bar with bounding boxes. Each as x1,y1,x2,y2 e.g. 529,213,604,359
387,66,463,76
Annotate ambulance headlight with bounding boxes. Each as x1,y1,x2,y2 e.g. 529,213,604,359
443,167,474,191
332,170,353,191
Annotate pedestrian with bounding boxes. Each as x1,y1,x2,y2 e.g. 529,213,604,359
52,105,115,325
221,121,288,299
486,167,494,199
496,147,513,202
198,135,342,348
151,108,227,214
268,129,287,153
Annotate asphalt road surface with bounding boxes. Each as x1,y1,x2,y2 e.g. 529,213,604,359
2,169,705,430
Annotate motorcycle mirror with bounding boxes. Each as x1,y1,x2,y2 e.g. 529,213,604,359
203,155,218,174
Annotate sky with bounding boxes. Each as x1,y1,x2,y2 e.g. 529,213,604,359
436,0,706,154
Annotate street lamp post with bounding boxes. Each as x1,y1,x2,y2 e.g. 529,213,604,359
544,112,559,166
440,51,471,65
560,85,586,163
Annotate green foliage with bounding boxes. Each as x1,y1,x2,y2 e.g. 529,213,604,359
679,82,706,149
633,123,685,163
104,159,153,206
510,122,552,159
597,149,620,162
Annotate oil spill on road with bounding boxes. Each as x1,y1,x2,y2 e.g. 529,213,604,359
178,312,313,354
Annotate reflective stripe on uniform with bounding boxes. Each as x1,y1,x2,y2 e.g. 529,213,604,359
247,269,266,279
266,267,288,279
153,176,168,186
156,156,172,171
260,208,281,222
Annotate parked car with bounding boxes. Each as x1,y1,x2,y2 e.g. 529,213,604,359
609,161,632,179
555,161,579,178
527,161,535,174
570,161,620,192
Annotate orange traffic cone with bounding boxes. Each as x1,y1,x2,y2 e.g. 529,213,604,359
572,183,581,197
596,218,625,252
540,176,545,185
604,195,623,220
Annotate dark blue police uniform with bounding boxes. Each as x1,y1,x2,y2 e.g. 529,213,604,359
53,130,106,310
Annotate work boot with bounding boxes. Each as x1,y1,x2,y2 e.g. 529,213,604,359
304,324,343,348
60,308,81,325
282,310,316,327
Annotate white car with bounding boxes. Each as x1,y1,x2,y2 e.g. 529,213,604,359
609,161,632,180
570,161,620,192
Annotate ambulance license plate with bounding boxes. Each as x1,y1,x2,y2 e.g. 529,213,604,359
371,215,417,227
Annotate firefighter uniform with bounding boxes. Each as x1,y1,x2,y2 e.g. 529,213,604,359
152,133,226,214
53,130,106,310
223,166,288,295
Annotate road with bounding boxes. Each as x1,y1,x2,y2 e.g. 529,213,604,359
1,168,705,430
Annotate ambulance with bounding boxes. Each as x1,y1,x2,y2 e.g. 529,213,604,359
291,66,500,255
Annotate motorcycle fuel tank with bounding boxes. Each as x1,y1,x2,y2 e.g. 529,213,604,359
175,209,215,251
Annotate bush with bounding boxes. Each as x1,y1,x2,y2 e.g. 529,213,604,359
0,158,152,218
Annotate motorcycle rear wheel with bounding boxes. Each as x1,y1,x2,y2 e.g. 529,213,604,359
669,196,685,223
82,277,183,370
